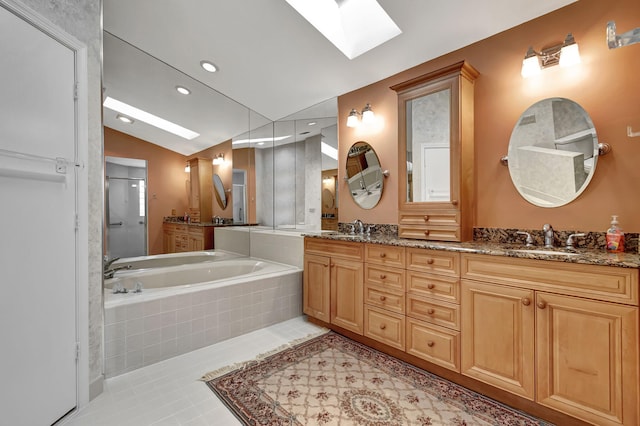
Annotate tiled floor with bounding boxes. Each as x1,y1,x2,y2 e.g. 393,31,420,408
63,316,325,426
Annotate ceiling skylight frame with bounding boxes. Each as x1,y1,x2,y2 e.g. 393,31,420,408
284,0,402,59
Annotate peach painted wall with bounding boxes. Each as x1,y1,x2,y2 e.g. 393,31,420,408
338,0,640,233
191,140,233,220
104,127,189,254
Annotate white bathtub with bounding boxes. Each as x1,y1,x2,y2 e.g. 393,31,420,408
110,249,238,272
103,256,303,377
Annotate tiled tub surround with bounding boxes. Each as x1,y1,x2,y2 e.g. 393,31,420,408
104,261,302,378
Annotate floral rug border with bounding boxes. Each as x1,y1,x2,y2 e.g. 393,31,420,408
204,331,552,425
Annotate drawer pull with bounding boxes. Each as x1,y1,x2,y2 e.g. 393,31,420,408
427,308,435,315
427,283,435,289
427,341,435,347
521,298,531,306
379,295,387,301
380,274,387,279
423,215,429,221
379,253,386,258
424,230,430,236
426,258,434,264
537,300,547,309
379,324,386,330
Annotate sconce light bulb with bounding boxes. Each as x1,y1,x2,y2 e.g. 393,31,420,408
346,109,359,128
559,33,581,67
521,47,541,78
361,103,375,124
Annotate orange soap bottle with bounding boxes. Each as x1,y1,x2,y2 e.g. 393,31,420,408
605,215,625,253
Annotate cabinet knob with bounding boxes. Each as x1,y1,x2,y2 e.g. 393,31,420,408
451,200,459,206
379,253,386,258
427,283,435,289
379,295,386,301
380,274,386,279
424,230,430,236
521,298,531,306
426,258,434,264
537,300,547,309
427,308,435,315
427,341,435,347
423,215,429,221
379,324,386,330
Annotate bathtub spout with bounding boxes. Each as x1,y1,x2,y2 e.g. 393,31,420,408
104,264,132,279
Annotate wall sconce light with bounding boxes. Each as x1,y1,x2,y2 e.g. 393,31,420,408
212,153,224,165
346,103,375,127
184,162,190,173
521,33,581,78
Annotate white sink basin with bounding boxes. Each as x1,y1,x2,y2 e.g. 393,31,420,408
512,249,580,257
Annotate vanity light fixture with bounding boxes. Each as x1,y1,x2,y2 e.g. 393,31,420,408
212,153,224,165
175,85,191,95
116,114,134,124
346,103,375,127
184,162,190,173
521,33,581,78
200,60,217,73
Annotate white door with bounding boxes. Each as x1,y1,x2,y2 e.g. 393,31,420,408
0,4,78,425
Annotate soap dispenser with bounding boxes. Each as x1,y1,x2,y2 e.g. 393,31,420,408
606,215,625,253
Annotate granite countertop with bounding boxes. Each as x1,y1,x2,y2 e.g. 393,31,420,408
304,233,640,269
163,217,258,227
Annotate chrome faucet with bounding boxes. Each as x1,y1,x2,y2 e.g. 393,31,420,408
353,219,364,235
566,233,586,251
543,224,554,248
104,264,132,280
103,255,120,270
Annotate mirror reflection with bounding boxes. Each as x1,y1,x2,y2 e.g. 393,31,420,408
507,97,598,207
405,88,451,202
213,174,227,209
346,141,383,209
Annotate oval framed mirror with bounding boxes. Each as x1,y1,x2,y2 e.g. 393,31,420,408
345,141,383,209
213,173,227,209
507,98,599,208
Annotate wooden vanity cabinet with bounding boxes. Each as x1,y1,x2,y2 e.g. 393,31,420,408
461,253,639,426
391,61,478,242
188,158,213,223
162,223,213,253
304,238,364,335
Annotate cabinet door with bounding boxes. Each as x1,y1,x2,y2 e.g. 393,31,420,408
461,280,535,400
303,254,331,322
331,257,364,334
189,234,204,251
163,227,175,253
536,292,639,426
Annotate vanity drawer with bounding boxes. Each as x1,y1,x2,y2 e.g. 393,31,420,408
406,294,460,330
406,318,460,372
174,224,188,233
304,238,363,261
365,285,405,314
407,271,460,303
406,248,460,277
364,305,405,351
364,264,405,292
399,210,459,226
399,225,460,242
461,253,639,305
365,244,405,268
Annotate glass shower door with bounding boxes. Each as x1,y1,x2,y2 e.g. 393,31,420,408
106,176,147,259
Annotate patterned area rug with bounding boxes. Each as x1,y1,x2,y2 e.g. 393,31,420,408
204,332,551,425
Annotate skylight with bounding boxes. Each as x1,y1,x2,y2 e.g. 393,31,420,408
285,0,401,59
103,97,200,140
321,142,338,160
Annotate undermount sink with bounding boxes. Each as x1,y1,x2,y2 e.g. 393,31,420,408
511,249,580,257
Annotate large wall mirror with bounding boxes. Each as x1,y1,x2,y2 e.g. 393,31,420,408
213,174,227,209
346,141,383,209
507,97,600,208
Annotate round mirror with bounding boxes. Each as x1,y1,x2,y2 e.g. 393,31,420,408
213,174,227,209
507,98,598,208
345,141,383,209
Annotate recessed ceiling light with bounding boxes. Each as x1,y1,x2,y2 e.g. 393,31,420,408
104,97,200,140
116,114,134,124
175,86,191,95
200,60,218,73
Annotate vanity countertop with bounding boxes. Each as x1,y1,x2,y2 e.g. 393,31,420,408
303,233,640,269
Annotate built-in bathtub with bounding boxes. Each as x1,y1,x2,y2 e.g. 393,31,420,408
110,249,238,271
103,253,302,378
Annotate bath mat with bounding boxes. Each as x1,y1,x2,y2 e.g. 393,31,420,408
203,332,552,425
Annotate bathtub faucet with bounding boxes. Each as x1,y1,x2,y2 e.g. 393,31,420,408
103,255,120,270
104,264,132,279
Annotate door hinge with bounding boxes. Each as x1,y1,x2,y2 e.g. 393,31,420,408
75,214,79,231
73,81,78,100
76,342,80,362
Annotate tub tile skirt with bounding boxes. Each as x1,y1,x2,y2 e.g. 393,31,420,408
205,332,551,426
103,271,302,377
